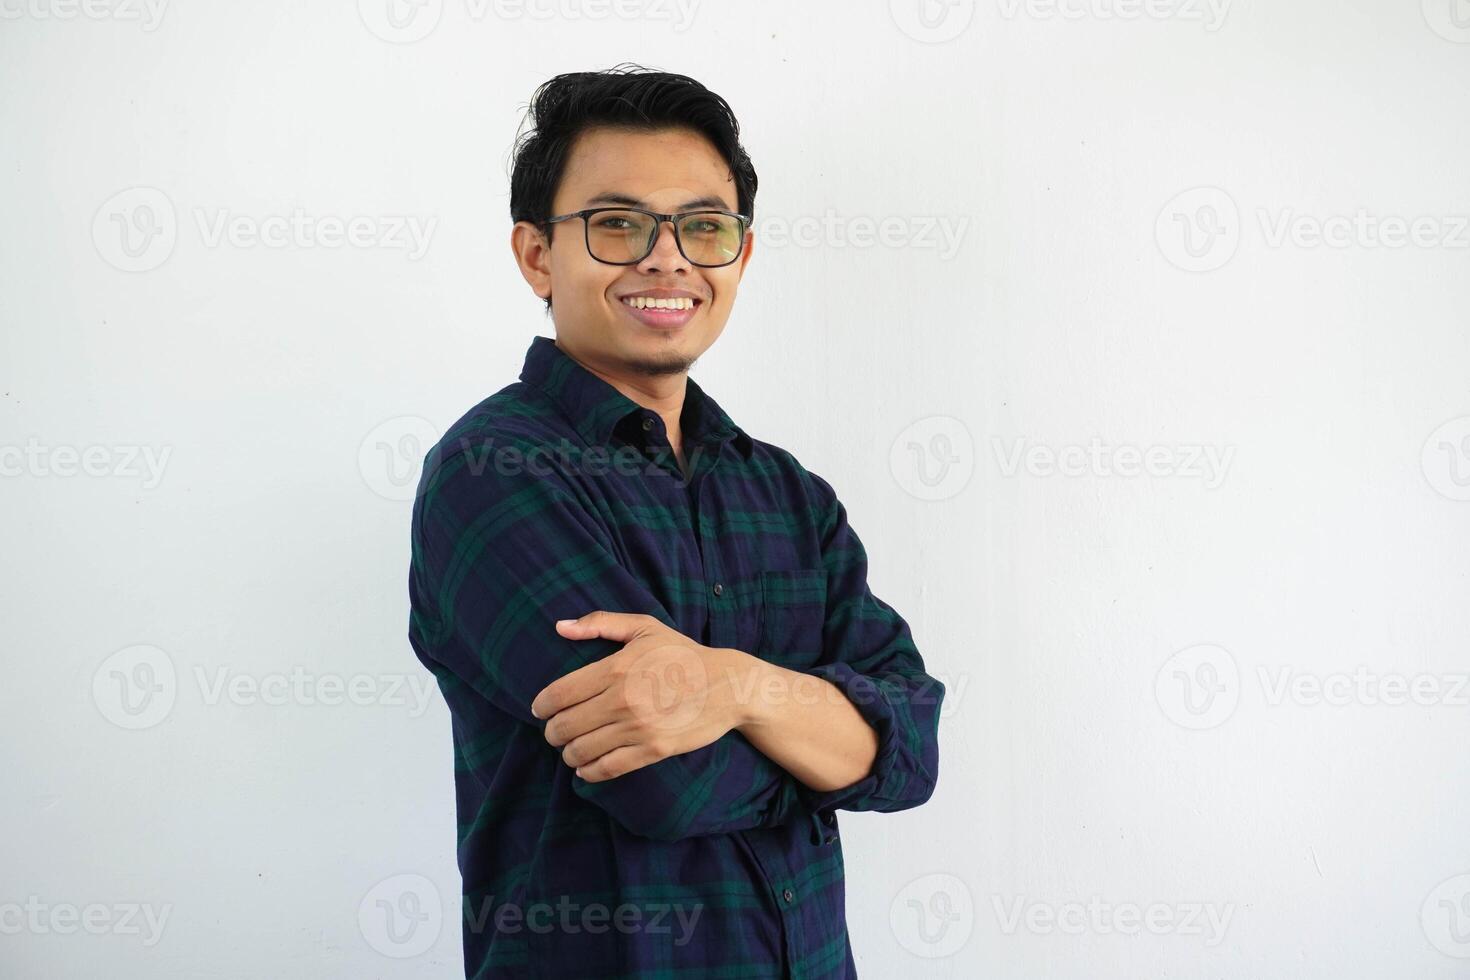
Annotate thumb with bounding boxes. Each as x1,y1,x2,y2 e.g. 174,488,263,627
555,611,650,644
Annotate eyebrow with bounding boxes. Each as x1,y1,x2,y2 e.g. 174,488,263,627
583,192,736,212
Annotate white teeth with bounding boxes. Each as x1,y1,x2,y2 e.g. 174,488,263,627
622,296,694,310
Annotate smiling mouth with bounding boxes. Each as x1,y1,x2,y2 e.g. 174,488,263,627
618,295,703,329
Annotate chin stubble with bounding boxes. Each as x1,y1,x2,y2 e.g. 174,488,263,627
625,352,698,377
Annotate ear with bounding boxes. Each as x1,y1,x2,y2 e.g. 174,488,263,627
733,226,755,281
511,220,554,303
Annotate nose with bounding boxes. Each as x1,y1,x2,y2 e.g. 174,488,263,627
636,219,690,273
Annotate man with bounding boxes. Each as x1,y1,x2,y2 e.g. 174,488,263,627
407,65,944,979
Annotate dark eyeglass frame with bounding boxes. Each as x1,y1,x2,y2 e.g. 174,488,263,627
541,206,751,268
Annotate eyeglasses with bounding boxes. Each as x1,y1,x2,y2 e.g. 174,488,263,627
541,207,750,268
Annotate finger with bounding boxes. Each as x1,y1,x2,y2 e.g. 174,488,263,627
531,658,612,720
541,688,621,748
555,611,660,645
573,741,665,783
559,721,636,770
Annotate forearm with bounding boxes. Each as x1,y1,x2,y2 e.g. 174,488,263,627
722,649,879,793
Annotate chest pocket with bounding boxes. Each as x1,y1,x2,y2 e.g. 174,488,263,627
757,568,828,669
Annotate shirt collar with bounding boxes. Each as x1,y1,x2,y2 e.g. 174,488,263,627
518,335,753,459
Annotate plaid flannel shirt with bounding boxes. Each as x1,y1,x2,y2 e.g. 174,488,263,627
408,335,943,979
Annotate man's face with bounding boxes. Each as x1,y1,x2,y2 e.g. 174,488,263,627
512,125,754,378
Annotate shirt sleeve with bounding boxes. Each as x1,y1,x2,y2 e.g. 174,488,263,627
790,468,945,825
409,432,811,842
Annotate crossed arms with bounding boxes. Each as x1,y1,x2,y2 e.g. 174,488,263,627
410,442,943,842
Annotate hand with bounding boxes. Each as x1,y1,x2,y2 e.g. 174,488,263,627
531,612,759,783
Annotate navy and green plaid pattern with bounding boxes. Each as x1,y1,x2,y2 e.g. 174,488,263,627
407,335,944,979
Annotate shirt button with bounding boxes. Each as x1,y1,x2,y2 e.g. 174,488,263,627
782,888,794,903
712,582,723,596
641,417,654,431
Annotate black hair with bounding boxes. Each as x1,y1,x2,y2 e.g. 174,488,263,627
508,64,758,312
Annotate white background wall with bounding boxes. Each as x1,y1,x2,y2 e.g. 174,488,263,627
4,1,1470,977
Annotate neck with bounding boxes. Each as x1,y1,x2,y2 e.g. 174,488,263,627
553,338,688,449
